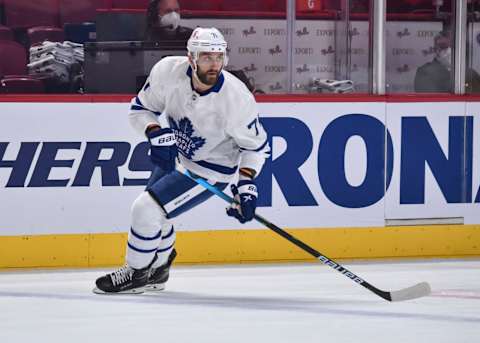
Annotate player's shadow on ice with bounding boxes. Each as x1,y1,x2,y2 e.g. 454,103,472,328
0,290,478,324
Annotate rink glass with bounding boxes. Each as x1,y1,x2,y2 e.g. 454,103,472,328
0,0,478,95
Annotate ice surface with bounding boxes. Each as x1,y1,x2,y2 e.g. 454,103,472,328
0,259,479,343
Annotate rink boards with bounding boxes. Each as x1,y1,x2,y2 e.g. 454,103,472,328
0,97,479,267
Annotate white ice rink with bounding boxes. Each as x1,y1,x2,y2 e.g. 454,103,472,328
0,259,479,343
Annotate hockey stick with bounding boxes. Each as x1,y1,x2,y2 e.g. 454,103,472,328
179,166,431,302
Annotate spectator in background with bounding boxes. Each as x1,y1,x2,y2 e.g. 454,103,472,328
414,30,480,93
144,0,192,43
143,0,260,94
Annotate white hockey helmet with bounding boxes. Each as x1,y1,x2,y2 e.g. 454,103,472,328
187,27,228,67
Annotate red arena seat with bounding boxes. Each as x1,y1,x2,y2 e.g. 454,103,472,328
0,25,14,40
322,0,339,11
28,26,65,46
4,0,59,29
0,40,27,76
179,0,222,11
386,0,446,12
219,0,274,11
271,0,287,12
111,0,149,9
296,0,323,12
59,0,112,25
0,76,45,93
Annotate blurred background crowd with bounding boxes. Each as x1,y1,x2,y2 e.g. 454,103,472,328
0,0,479,94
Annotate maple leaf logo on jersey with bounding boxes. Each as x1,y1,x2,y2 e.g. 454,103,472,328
169,117,206,159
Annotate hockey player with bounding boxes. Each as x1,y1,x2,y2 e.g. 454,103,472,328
94,27,270,294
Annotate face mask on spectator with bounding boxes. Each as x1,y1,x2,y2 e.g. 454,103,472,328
436,47,451,69
159,11,180,31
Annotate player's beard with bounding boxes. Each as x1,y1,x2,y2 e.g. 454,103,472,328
196,68,220,86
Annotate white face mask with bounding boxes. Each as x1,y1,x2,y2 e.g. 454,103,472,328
159,11,180,31
436,47,451,69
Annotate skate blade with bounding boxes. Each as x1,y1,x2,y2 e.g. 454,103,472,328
92,287,146,295
145,283,166,292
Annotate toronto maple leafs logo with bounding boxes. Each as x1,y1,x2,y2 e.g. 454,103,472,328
169,117,205,159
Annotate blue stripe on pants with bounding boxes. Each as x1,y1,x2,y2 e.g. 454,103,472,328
146,167,228,219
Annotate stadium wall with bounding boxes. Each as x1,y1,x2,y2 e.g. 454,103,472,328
0,95,479,268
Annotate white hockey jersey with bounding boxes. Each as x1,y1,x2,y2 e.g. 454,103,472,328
129,56,270,183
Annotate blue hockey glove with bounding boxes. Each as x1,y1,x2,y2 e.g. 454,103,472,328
147,128,177,172
226,179,258,223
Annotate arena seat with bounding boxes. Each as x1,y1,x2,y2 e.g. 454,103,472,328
0,40,27,76
179,0,222,11
111,0,149,9
0,25,13,40
0,76,45,93
59,0,112,25
270,0,286,12
28,26,65,46
4,0,59,29
386,0,441,13
321,0,339,11
299,0,368,14
296,0,368,14
296,0,323,12
219,0,274,11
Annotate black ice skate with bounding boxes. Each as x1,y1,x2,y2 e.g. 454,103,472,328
93,265,150,294
146,249,177,291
